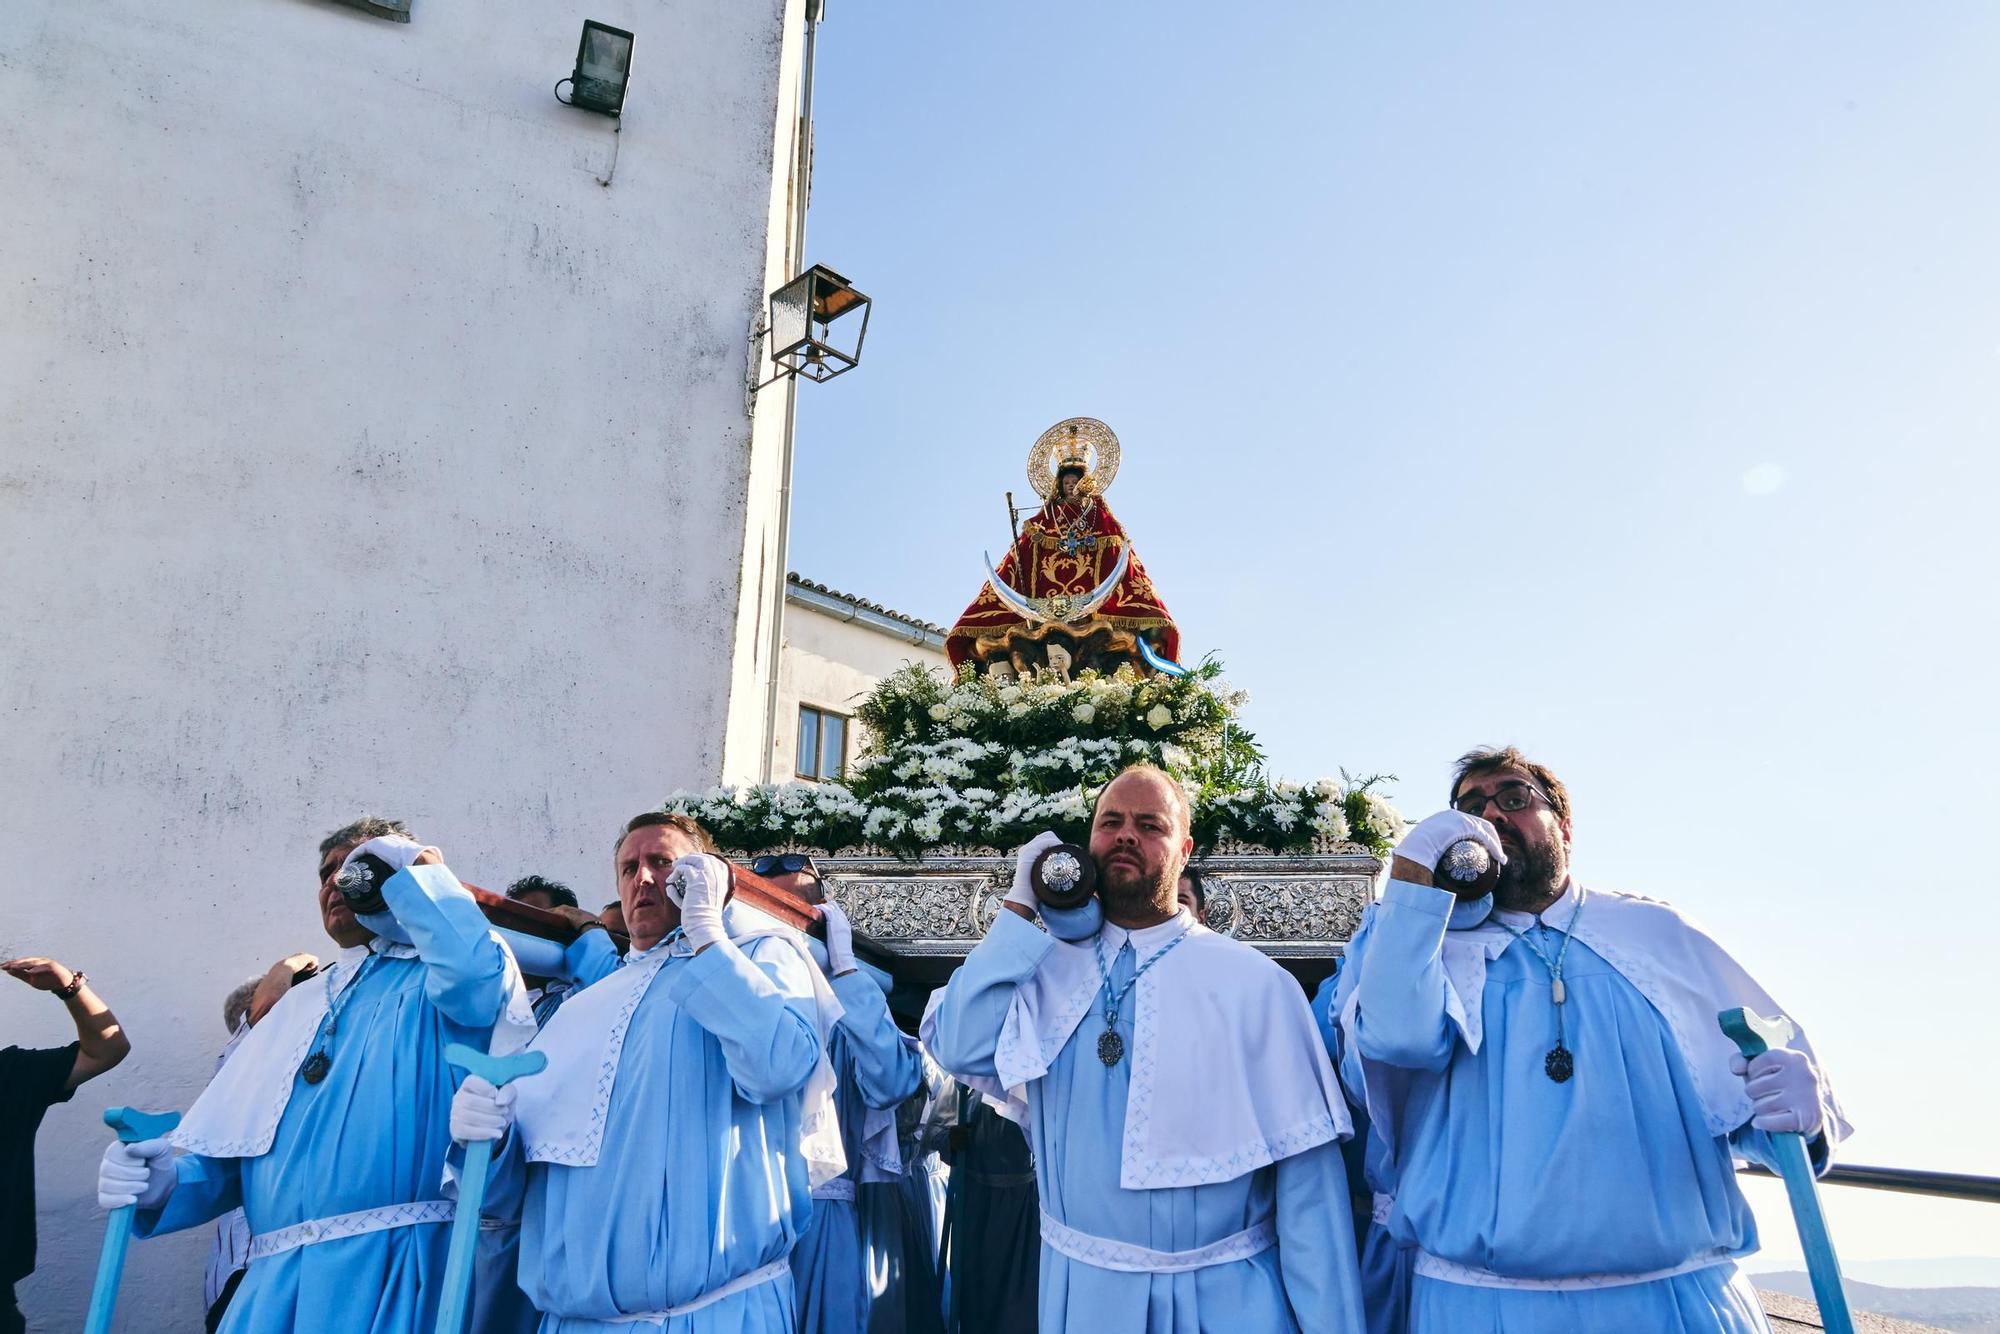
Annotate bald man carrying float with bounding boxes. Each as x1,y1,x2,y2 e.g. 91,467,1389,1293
925,764,1366,1334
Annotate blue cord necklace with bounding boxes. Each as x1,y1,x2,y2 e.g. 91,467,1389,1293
301,950,384,1085
1494,890,1586,1084
1090,922,1192,1067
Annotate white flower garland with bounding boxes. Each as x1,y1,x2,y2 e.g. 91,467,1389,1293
659,663,1406,857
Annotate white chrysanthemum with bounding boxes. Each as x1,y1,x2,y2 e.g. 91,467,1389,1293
815,786,861,814
1311,802,1351,841
1363,792,1408,843
863,807,908,839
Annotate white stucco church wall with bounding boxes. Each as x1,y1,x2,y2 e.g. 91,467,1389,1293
0,0,806,1326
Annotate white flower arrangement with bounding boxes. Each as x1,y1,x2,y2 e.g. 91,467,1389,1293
656,661,1404,857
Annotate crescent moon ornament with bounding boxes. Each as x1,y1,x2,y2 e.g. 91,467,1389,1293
983,552,1048,623
1071,542,1131,620
982,542,1131,626
1026,418,1121,500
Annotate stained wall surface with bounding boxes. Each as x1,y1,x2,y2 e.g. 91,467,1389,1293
0,0,803,1324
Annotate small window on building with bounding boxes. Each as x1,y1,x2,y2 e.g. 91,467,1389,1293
796,705,848,781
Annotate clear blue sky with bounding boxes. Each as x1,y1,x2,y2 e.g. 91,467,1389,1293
789,3,2000,1267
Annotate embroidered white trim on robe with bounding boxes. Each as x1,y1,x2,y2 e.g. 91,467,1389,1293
512,905,849,1190
853,1034,915,1180
717,904,847,1191
172,884,538,1163
1339,881,1852,1147
991,910,1352,1189
917,991,1026,1128
814,960,907,1181
511,944,670,1168
170,941,416,1158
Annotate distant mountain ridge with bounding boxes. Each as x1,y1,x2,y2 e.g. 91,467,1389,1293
1843,1261,2000,1290
1747,1258,2000,1290
1758,1272,2000,1333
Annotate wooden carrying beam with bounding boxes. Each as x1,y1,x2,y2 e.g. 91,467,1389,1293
467,863,825,943
469,861,900,983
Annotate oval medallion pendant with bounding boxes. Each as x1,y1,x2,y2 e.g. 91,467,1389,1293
1544,1043,1573,1084
1097,1029,1125,1067
302,1051,331,1085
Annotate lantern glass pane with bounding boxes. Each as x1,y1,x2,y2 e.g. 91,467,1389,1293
769,272,812,357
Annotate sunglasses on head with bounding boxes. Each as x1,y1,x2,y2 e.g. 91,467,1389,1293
750,853,821,881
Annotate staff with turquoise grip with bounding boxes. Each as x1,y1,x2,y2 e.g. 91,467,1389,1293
431,1043,547,1334
1717,1007,1853,1334
85,1106,181,1334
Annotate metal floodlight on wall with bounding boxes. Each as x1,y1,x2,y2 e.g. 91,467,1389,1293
334,0,411,22
555,21,634,117
766,264,871,385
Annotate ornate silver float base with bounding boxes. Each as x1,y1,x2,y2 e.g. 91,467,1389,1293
782,846,1379,982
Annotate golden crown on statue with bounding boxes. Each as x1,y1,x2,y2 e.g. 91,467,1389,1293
1026,417,1122,500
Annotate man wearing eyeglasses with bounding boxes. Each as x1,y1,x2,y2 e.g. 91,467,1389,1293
1333,747,1846,1333
751,853,925,1334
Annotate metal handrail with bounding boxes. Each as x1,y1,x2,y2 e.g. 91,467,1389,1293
1742,1161,2000,1204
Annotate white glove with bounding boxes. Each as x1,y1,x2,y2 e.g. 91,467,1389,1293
1392,811,1505,876
667,853,731,952
342,834,432,876
822,901,856,976
98,1137,175,1211
1730,1047,1825,1139
1007,831,1065,915
450,1074,515,1144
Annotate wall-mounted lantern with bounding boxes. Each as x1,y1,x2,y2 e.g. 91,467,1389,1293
555,21,634,117
764,264,871,386
335,0,411,22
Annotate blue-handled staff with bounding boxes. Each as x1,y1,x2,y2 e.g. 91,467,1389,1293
1717,1007,1852,1334
85,1106,182,1334
432,1042,548,1334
